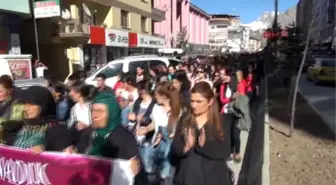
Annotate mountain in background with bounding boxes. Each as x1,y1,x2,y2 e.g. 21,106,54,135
244,6,297,39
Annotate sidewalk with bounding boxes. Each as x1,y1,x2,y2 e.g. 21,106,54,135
227,131,249,183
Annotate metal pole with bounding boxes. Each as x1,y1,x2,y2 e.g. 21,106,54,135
273,0,279,57
29,0,40,60
289,19,313,137
274,0,278,27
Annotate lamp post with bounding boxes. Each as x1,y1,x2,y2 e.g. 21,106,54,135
28,0,40,61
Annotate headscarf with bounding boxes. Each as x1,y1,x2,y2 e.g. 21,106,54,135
21,86,58,125
88,92,121,157
8,86,58,148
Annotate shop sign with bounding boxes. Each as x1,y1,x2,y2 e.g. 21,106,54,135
9,34,21,55
209,39,226,44
8,59,32,80
34,0,61,18
263,30,288,38
105,29,129,47
138,34,164,48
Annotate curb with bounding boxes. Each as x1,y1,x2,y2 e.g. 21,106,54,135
262,76,270,185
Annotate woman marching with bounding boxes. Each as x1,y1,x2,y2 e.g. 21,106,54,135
170,81,231,185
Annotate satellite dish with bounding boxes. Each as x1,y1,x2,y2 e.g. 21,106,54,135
61,9,70,20
82,3,91,17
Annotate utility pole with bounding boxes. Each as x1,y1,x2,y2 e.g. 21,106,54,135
29,0,40,61
273,0,279,58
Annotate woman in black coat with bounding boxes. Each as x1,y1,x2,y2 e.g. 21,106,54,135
170,82,231,185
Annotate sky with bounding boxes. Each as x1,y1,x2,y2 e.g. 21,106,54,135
192,0,299,24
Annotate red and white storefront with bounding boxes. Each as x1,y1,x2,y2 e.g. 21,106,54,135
87,26,164,65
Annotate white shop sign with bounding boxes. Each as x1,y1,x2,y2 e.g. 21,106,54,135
105,29,129,47
138,34,164,48
9,34,21,55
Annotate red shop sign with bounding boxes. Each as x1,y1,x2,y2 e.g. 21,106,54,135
263,30,288,38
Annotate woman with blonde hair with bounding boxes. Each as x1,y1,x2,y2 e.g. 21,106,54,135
171,81,231,185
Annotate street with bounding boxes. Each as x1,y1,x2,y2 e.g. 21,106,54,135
299,74,336,133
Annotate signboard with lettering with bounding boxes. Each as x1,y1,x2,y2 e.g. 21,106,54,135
105,29,129,47
263,30,288,38
34,0,61,19
137,34,164,48
0,145,135,185
9,34,21,55
8,59,32,80
209,39,226,44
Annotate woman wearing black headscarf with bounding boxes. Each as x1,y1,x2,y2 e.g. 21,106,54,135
1,86,71,152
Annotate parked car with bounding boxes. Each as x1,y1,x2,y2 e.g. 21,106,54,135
306,57,336,85
85,55,181,87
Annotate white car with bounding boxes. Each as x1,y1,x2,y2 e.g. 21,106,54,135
85,55,181,88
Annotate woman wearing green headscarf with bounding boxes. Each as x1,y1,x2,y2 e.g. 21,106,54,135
63,92,147,185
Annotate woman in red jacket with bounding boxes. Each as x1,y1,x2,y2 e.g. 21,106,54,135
219,69,233,114
236,70,248,96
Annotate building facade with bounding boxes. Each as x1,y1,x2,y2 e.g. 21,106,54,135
153,1,210,54
226,24,250,53
153,0,190,48
188,3,210,54
297,0,335,47
20,0,166,80
208,14,251,53
314,0,335,45
0,0,30,54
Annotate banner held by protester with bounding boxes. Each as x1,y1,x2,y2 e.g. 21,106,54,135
0,145,134,185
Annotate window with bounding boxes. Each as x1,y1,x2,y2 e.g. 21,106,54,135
149,60,166,71
168,59,180,66
98,63,123,78
141,16,148,32
211,26,215,29
129,61,149,74
121,10,129,28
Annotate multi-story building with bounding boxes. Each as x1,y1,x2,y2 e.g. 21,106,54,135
0,0,30,54
188,3,210,54
153,1,210,54
20,0,166,80
153,0,190,48
208,14,250,53
297,0,335,47
249,36,262,52
296,0,314,42
209,14,239,53
226,24,250,52
315,0,335,45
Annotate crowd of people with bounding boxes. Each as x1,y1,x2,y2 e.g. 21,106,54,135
0,56,260,185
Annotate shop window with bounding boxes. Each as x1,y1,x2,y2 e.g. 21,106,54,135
121,10,130,28
141,16,148,32
99,63,123,78
129,60,149,74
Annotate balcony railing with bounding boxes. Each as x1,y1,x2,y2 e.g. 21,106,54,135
58,19,90,38
152,7,165,22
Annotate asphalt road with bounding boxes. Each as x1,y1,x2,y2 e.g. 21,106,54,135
299,74,336,133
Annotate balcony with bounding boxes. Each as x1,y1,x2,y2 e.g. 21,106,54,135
151,7,165,22
57,19,90,39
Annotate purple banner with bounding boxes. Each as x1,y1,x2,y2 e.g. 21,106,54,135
0,145,112,185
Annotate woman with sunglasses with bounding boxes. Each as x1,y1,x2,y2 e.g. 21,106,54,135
192,65,212,88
